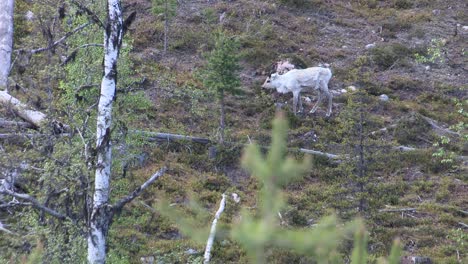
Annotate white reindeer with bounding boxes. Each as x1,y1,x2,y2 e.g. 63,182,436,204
262,67,333,116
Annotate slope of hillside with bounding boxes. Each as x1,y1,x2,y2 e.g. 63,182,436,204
1,0,466,263
117,0,467,262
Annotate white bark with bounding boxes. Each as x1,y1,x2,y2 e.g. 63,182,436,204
87,0,123,263
0,0,14,90
204,193,226,264
0,90,47,127
0,0,49,128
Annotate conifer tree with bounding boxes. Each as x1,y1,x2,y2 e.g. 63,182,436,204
201,30,241,144
152,0,177,53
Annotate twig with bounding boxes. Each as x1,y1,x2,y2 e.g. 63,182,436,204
458,222,468,229
113,167,167,211
204,193,226,264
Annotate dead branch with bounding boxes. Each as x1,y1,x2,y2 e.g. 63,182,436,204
0,133,43,140
204,193,226,264
420,115,461,137
113,167,167,212
0,133,70,140
0,188,69,220
0,119,34,129
379,207,417,213
132,130,423,160
457,209,468,215
28,23,90,55
298,148,341,159
0,220,15,235
132,130,212,144
458,222,468,229
370,115,460,138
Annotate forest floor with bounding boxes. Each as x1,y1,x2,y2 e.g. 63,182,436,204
1,0,467,263
113,0,467,262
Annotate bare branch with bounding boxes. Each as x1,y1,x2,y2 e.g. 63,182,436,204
0,189,69,220
0,220,16,235
298,148,341,159
29,23,90,54
113,167,167,211
204,193,227,264
379,207,417,213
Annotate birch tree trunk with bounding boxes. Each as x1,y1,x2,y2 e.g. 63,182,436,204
0,0,14,91
87,0,123,263
0,0,48,128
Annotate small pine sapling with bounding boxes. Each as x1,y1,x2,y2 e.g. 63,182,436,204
201,30,242,144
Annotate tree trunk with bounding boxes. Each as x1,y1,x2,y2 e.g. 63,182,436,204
0,0,14,91
219,90,225,144
87,0,123,263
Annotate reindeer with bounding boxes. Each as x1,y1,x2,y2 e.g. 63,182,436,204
262,66,333,116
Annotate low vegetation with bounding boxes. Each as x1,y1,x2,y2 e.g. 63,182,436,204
0,0,466,263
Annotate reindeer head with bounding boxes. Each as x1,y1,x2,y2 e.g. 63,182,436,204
262,73,279,89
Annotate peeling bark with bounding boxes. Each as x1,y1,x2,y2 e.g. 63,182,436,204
87,0,123,263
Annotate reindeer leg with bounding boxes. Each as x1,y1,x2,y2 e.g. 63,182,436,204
292,91,299,115
325,90,332,117
298,91,304,113
321,80,332,117
309,90,322,114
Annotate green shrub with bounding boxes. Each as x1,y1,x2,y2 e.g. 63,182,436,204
393,0,413,9
371,43,412,69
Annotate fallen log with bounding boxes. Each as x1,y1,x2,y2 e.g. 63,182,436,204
0,119,34,129
132,130,212,144
0,90,46,128
379,207,417,213
131,130,343,160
